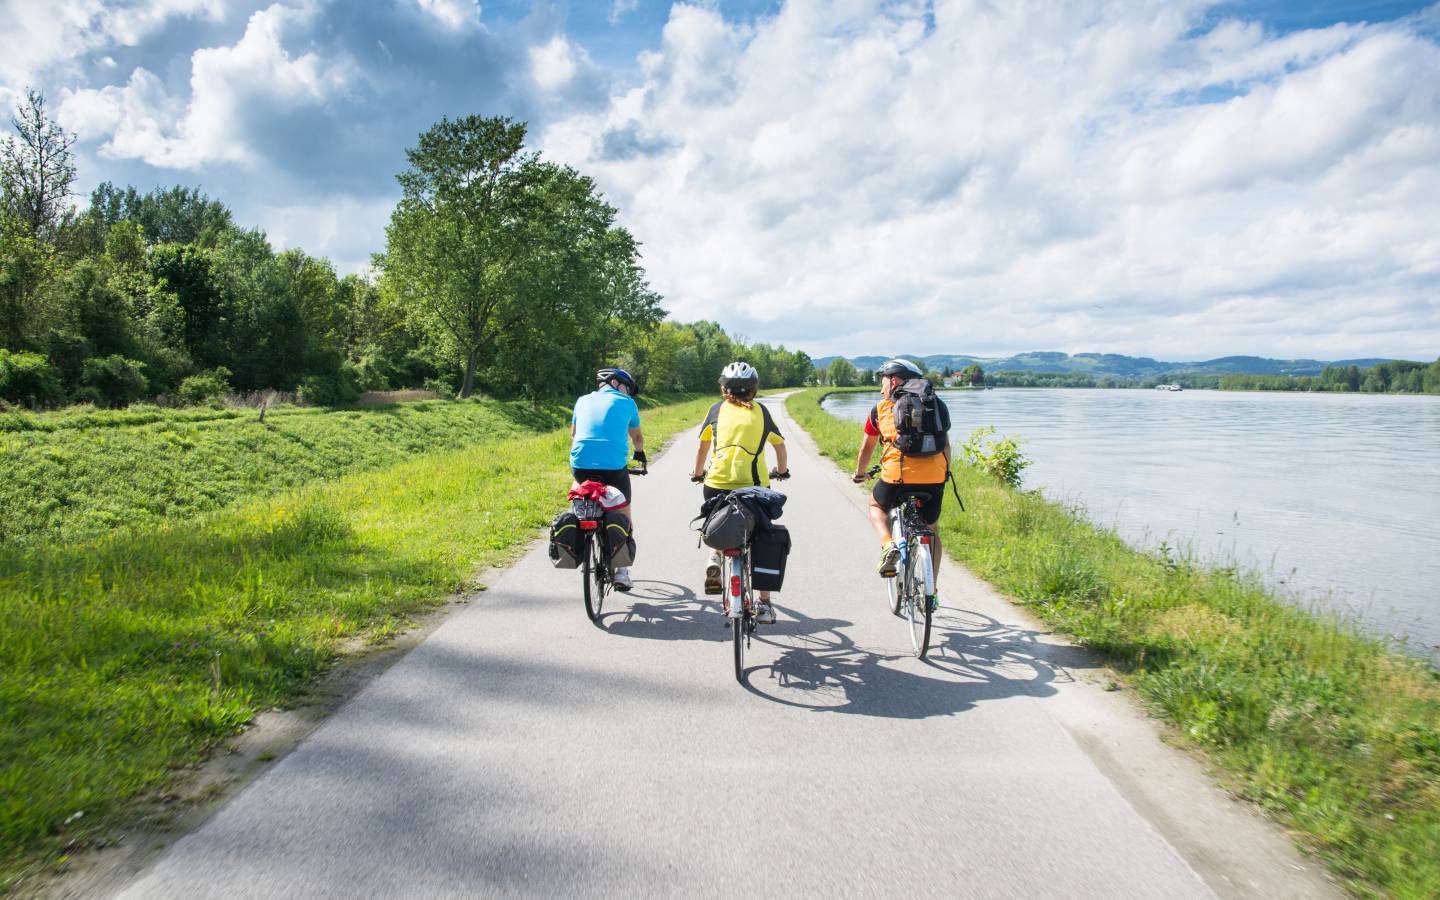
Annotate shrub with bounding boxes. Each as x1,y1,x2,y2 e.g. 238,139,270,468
176,367,233,406
298,371,360,406
347,355,391,392
422,376,456,400
79,354,149,408
0,349,64,408
960,425,1031,488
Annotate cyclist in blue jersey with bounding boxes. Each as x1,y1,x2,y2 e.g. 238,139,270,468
570,367,646,591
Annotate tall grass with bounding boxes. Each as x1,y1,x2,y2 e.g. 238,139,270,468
0,395,714,892
787,388,1440,898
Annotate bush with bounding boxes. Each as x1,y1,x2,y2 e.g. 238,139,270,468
347,355,391,392
422,376,456,400
79,355,149,408
960,425,1031,488
0,350,64,408
298,371,360,406
176,366,232,406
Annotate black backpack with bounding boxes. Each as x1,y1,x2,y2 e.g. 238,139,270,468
890,378,949,457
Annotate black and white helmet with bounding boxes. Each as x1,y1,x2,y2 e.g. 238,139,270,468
596,367,638,396
876,358,924,380
718,361,760,398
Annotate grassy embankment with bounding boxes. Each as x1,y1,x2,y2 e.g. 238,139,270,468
787,387,1440,899
0,394,713,892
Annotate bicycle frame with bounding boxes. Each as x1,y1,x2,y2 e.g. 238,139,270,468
890,503,936,599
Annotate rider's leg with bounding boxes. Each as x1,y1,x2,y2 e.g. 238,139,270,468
927,530,941,589
867,498,892,544
871,497,900,577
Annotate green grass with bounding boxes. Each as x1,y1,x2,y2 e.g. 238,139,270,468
0,398,601,549
0,395,714,893
787,388,1440,899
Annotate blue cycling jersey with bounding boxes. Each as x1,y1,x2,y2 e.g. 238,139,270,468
570,387,640,470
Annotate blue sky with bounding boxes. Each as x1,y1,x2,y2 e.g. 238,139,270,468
2,0,1438,361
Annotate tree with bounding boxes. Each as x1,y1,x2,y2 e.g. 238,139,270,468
380,115,659,398
0,90,76,242
84,182,233,248
827,357,857,387
960,363,984,386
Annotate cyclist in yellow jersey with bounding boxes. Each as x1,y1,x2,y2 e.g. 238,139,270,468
691,362,788,621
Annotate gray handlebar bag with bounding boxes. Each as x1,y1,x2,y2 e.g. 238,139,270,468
699,501,755,551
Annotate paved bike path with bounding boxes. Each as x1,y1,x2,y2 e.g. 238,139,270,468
115,397,1336,899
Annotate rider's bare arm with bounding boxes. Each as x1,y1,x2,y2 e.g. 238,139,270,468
853,433,879,482
692,440,711,479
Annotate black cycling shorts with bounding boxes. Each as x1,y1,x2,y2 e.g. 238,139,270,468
572,467,632,502
872,481,944,525
701,486,730,503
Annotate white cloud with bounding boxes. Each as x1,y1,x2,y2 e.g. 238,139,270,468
529,34,579,91
408,0,480,32
538,0,1440,359
58,3,357,170
0,0,226,107
609,0,638,26
258,193,396,274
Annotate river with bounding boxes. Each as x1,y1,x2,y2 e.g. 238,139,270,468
821,388,1440,655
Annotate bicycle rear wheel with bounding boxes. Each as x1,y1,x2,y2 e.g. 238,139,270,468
728,557,747,683
906,545,933,657
583,534,606,622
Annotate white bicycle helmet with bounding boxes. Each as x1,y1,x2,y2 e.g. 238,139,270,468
876,358,924,379
719,361,760,398
596,367,639,396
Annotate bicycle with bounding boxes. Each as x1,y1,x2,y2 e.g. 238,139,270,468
866,465,936,657
692,469,789,682
577,464,647,623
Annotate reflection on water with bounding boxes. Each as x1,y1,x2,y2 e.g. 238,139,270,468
823,388,1440,653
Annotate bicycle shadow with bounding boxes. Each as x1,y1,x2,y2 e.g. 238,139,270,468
741,603,1073,719
597,580,861,648
597,580,727,642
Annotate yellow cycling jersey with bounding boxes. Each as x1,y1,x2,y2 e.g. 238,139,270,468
698,400,784,489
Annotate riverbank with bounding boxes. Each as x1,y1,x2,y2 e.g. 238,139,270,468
787,388,1440,897
0,395,715,893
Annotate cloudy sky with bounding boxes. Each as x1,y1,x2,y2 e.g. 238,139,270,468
4,0,1438,361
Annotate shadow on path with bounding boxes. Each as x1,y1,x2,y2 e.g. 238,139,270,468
741,603,1087,719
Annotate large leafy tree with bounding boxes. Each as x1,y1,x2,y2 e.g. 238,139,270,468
379,115,661,397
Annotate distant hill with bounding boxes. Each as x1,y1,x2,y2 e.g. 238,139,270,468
810,352,1400,378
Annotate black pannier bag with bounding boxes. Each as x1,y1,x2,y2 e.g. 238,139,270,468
701,499,755,551
749,524,791,592
603,510,636,568
549,510,584,569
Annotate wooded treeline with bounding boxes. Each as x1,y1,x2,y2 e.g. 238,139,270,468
981,361,1440,392
0,93,810,409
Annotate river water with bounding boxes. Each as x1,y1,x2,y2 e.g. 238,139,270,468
822,389,1440,655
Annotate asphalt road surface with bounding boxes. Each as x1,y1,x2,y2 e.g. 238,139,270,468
114,397,1337,899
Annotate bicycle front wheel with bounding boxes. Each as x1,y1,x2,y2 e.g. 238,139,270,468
907,545,933,657
583,535,605,622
